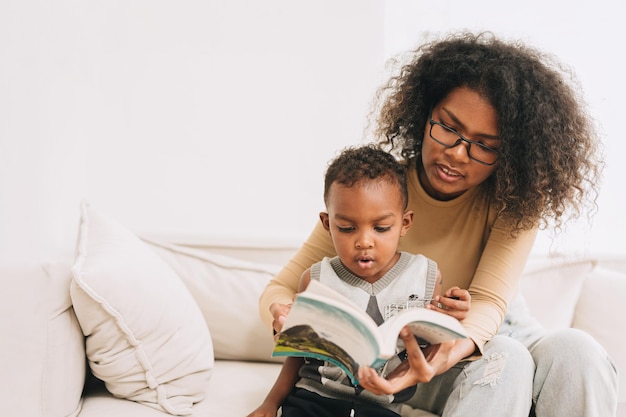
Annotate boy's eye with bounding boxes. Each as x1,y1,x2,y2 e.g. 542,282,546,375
337,226,355,233
375,226,391,233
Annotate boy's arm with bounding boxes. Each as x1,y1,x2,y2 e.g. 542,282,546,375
247,357,303,417
248,268,313,417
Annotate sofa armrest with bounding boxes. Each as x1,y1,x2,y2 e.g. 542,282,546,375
0,262,85,417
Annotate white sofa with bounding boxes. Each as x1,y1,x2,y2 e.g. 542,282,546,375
1,204,624,417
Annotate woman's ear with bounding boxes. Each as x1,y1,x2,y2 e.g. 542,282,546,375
319,212,331,231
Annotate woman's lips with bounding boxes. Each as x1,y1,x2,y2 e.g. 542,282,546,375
437,164,463,181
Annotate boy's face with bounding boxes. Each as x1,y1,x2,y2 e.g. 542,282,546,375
320,180,413,284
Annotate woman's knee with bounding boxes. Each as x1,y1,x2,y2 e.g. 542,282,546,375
485,334,534,358
529,328,617,383
530,328,611,364
475,335,535,384
529,328,618,407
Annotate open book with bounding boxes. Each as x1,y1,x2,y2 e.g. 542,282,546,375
272,279,468,385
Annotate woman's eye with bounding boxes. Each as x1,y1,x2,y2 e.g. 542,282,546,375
440,121,458,133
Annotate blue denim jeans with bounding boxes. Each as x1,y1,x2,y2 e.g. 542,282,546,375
405,294,618,417
502,294,618,417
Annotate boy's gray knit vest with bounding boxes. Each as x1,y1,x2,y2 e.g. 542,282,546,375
295,252,438,410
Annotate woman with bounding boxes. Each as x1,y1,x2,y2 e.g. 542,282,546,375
259,32,617,416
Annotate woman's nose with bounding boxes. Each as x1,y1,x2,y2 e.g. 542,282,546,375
445,140,471,162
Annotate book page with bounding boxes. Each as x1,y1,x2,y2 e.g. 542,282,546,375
378,307,468,357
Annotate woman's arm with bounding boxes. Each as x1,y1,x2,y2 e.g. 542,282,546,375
461,223,537,353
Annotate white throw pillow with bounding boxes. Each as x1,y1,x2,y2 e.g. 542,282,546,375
70,202,214,416
143,239,283,362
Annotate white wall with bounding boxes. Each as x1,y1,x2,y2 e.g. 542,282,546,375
0,0,386,262
1,0,623,263
383,0,626,257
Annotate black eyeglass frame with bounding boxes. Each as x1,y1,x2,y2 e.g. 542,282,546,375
427,114,500,166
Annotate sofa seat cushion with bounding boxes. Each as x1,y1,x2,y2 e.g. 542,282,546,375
205,361,283,415
79,360,281,417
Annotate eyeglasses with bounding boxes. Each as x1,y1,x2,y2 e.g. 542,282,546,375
428,115,500,166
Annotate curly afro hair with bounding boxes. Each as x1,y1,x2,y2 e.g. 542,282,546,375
372,31,603,234
323,144,409,211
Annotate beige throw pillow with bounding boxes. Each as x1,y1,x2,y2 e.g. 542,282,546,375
70,202,214,415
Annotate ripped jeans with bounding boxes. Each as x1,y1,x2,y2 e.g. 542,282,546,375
405,294,618,417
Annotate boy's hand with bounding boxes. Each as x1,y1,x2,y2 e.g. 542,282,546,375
269,302,292,340
426,286,470,320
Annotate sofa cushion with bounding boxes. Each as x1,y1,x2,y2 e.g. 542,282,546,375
571,266,626,404
520,257,593,330
0,262,84,417
70,202,214,416
143,239,283,362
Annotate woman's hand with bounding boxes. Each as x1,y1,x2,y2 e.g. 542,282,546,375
269,302,292,338
426,286,471,321
357,326,464,395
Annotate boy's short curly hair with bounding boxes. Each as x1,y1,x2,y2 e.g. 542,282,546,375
372,31,603,234
324,144,409,210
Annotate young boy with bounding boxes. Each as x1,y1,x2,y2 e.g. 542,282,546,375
248,145,470,417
